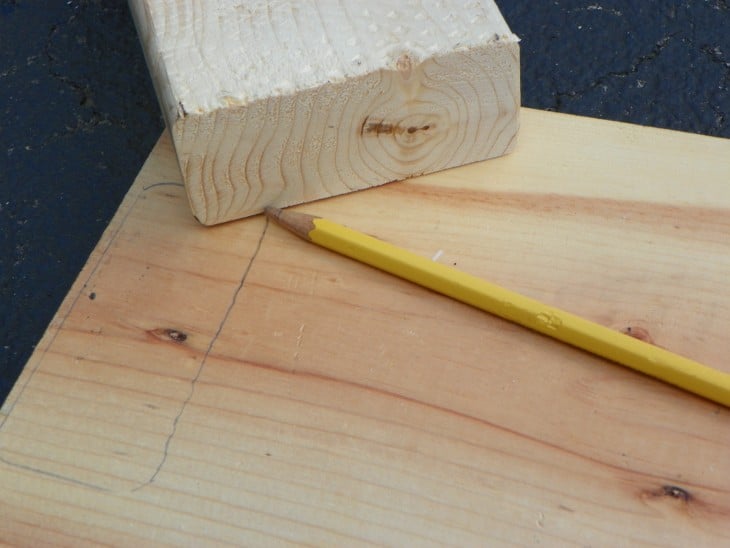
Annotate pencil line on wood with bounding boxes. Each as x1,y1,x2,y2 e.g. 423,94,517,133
0,180,147,429
133,218,271,492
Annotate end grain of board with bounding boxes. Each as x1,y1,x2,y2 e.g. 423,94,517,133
128,0,520,224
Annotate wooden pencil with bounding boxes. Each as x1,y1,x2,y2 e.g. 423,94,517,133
265,207,730,408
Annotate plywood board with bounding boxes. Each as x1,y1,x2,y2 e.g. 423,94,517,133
2,109,729,545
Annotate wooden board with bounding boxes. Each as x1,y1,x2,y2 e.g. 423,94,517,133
128,0,519,224
2,108,730,545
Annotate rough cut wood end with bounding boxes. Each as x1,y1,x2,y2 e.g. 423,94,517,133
129,0,520,225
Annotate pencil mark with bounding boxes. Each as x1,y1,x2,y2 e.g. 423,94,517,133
0,174,267,492
0,448,111,493
142,181,185,191
133,218,270,491
0,177,144,431
0,178,182,490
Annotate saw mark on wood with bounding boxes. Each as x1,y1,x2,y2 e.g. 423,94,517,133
134,218,270,491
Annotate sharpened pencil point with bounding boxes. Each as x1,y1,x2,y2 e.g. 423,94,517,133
264,206,317,240
264,206,282,221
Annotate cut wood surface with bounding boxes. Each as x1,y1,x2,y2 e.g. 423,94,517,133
128,0,520,224
2,108,730,545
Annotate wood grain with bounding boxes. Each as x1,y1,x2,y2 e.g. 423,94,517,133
2,109,730,545
128,0,520,224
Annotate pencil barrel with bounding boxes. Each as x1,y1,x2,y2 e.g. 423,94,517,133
311,218,730,408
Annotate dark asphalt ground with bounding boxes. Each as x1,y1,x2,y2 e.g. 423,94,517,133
1,1,729,406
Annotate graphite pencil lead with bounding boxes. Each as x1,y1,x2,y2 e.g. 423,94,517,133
263,206,282,220
264,207,317,240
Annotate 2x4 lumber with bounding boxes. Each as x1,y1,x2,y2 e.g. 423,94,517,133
129,0,520,224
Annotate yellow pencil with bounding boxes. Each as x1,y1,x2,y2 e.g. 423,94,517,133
265,207,730,408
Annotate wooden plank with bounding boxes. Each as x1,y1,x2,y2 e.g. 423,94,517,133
128,0,520,224
2,108,730,544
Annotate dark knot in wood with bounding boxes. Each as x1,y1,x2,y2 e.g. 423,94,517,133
361,118,433,137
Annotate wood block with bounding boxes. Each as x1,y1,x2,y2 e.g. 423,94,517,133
129,0,520,224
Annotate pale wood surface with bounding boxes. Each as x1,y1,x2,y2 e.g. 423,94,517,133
2,108,730,545
128,0,520,224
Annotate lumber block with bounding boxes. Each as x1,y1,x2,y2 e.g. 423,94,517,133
129,0,520,225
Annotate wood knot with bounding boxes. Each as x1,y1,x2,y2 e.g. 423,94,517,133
362,119,433,137
642,484,693,504
661,485,691,501
363,120,395,136
360,114,439,155
622,325,654,344
165,329,188,343
148,327,188,344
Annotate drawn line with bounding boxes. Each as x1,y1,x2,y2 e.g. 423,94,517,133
0,180,145,428
0,455,111,492
133,218,270,491
0,168,195,493
142,181,185,191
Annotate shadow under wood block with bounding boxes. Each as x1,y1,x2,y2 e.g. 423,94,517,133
129,0,520,225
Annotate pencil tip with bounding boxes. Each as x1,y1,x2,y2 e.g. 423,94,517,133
263,206,317,240
264,206,281,220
